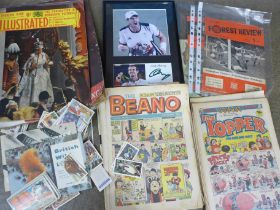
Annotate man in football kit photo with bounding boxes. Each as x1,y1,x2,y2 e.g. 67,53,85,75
120,65,147,86
118,10,168,56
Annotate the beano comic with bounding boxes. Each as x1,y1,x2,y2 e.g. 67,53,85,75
98,84,203,210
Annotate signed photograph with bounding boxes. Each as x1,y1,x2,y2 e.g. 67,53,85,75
104,1,183,87
113,9,170,57
113,63,173,87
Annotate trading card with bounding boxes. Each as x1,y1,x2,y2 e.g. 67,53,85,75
55,100,93,133
0,123,28,135
90,164,112,192
42,111,59,128
64,154,88,184
117,142,139,161
84,140,103,170
55,109,87,133
15,133,38,146
113,158,143,178
68,99,95,124
7,172,59,210
52,192,80,209
37,111,49,128
57,104,68,116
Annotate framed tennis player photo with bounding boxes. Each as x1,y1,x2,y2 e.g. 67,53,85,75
104,1,183,87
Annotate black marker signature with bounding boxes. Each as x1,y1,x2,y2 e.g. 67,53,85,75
149,68,171,81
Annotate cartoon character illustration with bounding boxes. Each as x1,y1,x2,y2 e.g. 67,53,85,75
152,144,162,162
170,173,182,191
184,169,193,196
149,178,163,203
175,123,183,138
125,127,133,141
210,139,221,154
213,178,226,193
236,156,250,171
231,143,238,153
171,144,187,160
139,121,146,141
222,192,255,210
115,178,124,206
267,151,275,168
163,123,169,139
204,137,212,154
249,141,258,151
158,128,164,140
137,144,151,163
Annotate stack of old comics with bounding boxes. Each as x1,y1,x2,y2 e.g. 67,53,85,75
0,98,109,209
190,91,280,209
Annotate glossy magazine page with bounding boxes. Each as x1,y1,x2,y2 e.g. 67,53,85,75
0,0,92,123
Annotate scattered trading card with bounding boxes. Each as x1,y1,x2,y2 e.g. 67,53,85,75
42,112,59,128
64,154,88,184
57,104,68,116
82,121,94,142
55,99,94,133
15,133,38,145
117,142,139,160
0,123,28,135
113,158,143,178
37,111,49,128
84,140,103,170
39,127,61,137
7,172,60,210
52,192,80,209
90,164,112,192
68,99,95,124
50,122,77,136
55,111,87,133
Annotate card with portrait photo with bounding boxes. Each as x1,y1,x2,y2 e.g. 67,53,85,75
113,63,173,87
113,158,143,178
104,1,183,87
7,172,60,210
116,142,139,161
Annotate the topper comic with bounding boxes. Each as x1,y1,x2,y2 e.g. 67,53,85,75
201,107,272,155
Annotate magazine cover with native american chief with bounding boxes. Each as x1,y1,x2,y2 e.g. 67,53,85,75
98,84,203,210
192,96,280,210
0,0,92,122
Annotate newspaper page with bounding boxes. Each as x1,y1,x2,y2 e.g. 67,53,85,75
192,97,280,210
99,84,203,210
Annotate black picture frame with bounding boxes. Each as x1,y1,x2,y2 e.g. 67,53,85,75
103,1,184,87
